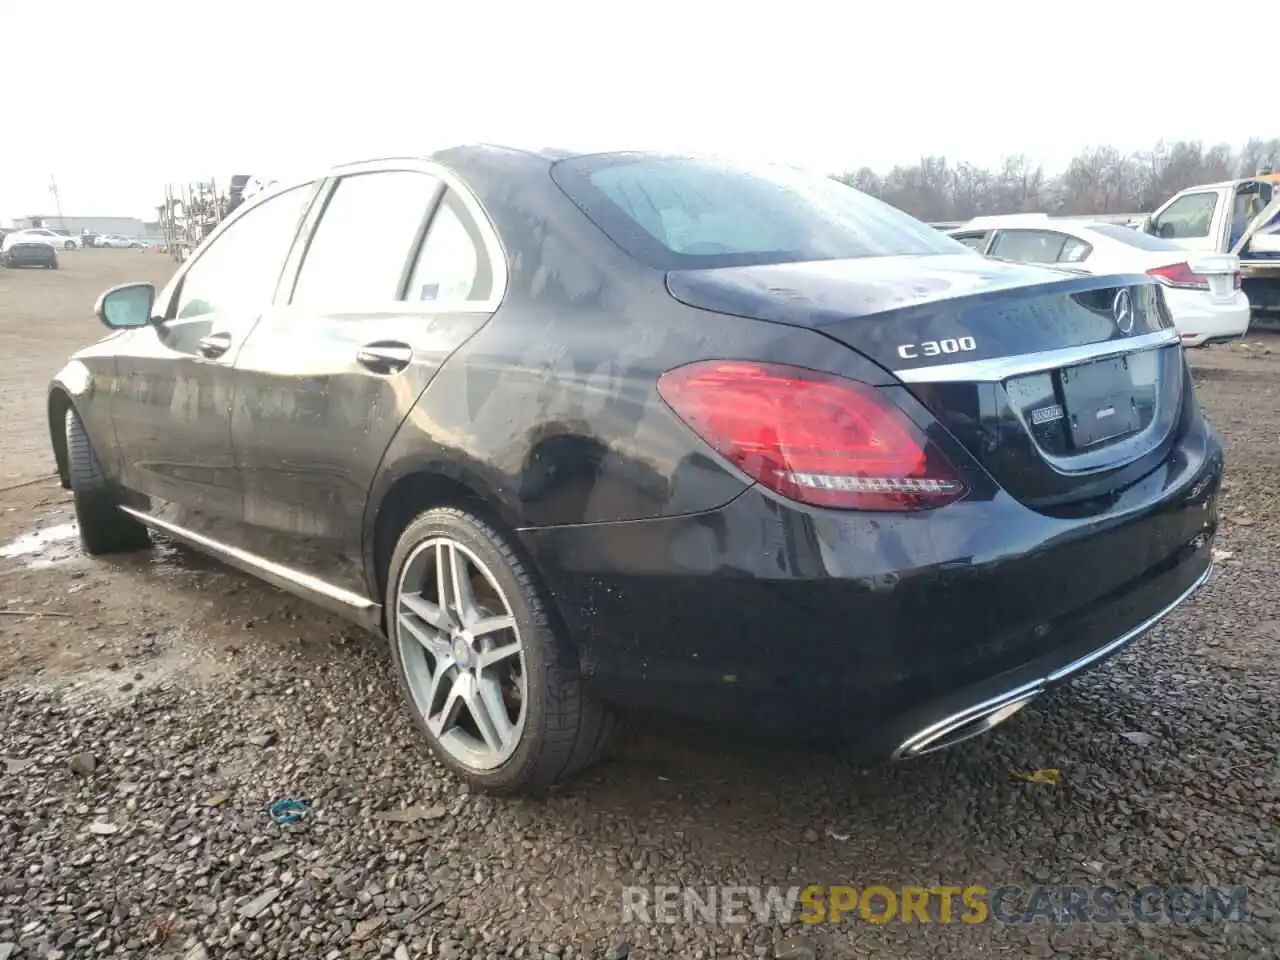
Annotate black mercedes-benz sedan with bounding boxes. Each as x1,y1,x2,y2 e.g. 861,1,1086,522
48,146,1221,792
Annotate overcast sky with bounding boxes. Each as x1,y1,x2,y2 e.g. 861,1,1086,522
2,0,1267,223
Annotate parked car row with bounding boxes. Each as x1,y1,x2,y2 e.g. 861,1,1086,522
51,146,1222,793
1,229,157,267
2,227,82,250
948,215,1251,347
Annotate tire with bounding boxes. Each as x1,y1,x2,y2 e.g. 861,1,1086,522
64,409,150,555
64,241,75,250
386,506,617,793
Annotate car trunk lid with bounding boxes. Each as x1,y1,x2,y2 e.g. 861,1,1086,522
666,254,1186,513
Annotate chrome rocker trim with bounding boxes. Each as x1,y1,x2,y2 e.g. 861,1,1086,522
119,506,382,631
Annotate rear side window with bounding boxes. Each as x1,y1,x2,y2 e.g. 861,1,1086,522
1060,237,1091,262
988,229,1072,264
291,170,441,307
1151,192,1217,240
551,155,966,270
405,191,493,303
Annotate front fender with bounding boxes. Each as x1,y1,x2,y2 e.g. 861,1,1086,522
49,357,117,486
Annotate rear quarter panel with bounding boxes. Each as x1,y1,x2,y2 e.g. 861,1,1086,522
366,148,893,537
370,286,893,530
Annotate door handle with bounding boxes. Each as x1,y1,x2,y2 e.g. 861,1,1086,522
356,342,413,374
198,332,233,359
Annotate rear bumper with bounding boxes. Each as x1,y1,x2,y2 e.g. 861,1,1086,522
518,422,1223,754
886,558,1211,758
1165,288,1251,347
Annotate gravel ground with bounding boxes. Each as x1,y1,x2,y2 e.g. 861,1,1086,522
0,254,1277,959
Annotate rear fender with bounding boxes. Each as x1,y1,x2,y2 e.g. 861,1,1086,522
361,439,522,600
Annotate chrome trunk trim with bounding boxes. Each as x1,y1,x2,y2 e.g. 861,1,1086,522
895,328,1180,384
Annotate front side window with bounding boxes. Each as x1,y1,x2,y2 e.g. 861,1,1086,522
174,184,316,319
290,170,441,307
1151,193,1217,240
551,154,967,270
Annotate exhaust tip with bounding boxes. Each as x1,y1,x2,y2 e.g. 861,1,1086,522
894,686,1041,759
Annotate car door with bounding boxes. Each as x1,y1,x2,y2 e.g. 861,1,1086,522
228,162,504,597
108,182,320,534
1147,191,1223,255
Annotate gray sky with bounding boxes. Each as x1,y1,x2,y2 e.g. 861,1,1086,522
2,0,1265,222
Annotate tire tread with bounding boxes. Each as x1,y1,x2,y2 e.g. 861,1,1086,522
64,409,150,555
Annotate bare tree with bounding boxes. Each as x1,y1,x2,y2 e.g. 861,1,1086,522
839,139,1276,220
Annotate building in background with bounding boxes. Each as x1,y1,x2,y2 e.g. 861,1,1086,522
11,215,150,237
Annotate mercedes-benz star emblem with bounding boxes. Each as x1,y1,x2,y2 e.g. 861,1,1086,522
1112,289,1134,334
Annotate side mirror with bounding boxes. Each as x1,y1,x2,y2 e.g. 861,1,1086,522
95,282,157,330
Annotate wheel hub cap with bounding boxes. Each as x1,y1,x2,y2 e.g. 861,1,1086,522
451,632,473,668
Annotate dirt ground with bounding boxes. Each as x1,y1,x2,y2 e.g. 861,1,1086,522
0,251,1276,959
0,250,177,486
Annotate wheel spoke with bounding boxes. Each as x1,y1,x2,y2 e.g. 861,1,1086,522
470,613,515,638
427,669,467,736
421,655,454,718
400,590,453,634
477,640,521,669
397,608,452,660
436,542,480,625
469,675,513,753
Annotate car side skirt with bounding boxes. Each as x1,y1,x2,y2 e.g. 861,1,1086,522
118,506,382,632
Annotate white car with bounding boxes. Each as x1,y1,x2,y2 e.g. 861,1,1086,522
3,228,79,251
951,214,1250,348
96,235,133,248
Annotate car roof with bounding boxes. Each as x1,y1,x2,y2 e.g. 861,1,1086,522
953,214,1053,231
325,144,580,177
326,143,816,183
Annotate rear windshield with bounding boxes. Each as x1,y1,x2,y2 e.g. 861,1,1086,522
550,154,968,270
1088,223,1185,251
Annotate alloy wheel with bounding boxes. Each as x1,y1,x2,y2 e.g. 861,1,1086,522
395,537,526,771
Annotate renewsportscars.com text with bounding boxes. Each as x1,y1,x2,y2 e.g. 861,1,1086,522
621,884,1251,926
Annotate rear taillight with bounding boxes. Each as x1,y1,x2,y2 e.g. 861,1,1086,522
656,360,965,511
1147,262,1209,291
1234,271,1243,290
